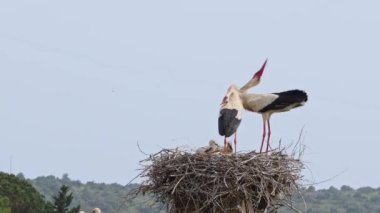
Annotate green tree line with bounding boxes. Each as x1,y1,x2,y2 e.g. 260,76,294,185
27,174,380,213
0,172,79,213
3,172,380,212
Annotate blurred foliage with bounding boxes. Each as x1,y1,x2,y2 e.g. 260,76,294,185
0,196,11,213
0,172,50,213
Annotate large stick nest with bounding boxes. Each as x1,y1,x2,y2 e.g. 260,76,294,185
134,148,304,213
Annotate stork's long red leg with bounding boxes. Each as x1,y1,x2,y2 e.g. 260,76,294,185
234,131,237,153
266,119,271,153
260,119,266,153
224,137,227,152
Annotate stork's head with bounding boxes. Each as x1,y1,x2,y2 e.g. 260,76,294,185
220,85,243,108
239,59,268,92
252,59,267,80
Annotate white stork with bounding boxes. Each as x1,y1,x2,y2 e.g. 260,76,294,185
218,60,268,152
92,208,101,213
239,61,308,153
218,85,243,153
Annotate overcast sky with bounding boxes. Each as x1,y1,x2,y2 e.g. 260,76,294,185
1,0,379,189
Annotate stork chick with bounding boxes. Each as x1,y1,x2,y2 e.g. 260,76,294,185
196,140,220,155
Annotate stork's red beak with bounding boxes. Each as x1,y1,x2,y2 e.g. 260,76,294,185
253,59,268,79
220,96,228,106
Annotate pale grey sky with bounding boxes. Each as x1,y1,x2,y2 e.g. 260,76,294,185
1,0,379,189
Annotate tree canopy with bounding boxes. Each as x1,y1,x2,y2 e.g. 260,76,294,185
0,172,50,213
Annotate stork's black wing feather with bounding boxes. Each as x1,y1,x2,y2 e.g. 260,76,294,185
259,90,308,113
218,109,242,137
218,112,226,136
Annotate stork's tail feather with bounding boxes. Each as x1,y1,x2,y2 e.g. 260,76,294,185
259,90,308,113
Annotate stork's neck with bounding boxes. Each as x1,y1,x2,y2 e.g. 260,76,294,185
239,92,260,101
240,77,260,92
223,93,244,110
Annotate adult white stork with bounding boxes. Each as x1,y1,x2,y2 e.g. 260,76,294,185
218,60,268,152
239,62,308,153
218,85,244,152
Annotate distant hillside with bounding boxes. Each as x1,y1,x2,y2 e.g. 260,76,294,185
27,174,164,213
279,185,380,213
24,174,380,213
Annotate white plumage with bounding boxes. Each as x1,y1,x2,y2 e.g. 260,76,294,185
240,93,279,112
92,208,101,213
